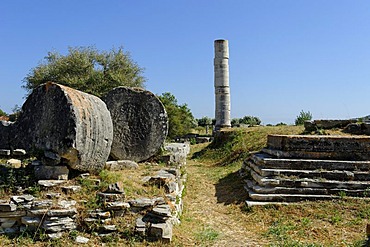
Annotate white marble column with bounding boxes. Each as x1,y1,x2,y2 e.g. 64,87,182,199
214,39,231,130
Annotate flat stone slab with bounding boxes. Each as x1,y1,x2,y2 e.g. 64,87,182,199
105,202,130,211
245,200,291,207
38,180,67,187
267,135,370,160
21,216,41,226
103,87,168,162
246,160,370,181
11,195,35,204
47,208,77,217
128,198,156,208
13,149,26,156
253,152,370,171
105,160,139,170
244,180,370,197
245,185,338,202
249,169,370,190
42,217,76,232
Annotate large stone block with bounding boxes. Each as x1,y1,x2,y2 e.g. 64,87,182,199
103,87,168,162
13,83,113,173
267,134,370,160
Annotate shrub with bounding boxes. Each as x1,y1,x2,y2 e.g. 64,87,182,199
294,110,312,125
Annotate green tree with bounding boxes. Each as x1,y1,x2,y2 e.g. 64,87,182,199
295,110,312,125
231,118,240,127
240,116,261,126
158,92,196,139
197,116,212,127
23,46,145,97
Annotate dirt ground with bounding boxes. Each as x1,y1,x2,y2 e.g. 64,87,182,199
173,157,267,247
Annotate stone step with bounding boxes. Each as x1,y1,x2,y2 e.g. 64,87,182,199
244,179,370,197
252,152,370,171
249,169,370,190
246,160,370,181
244,184,338,202
245,200,291,207
266,135,370,160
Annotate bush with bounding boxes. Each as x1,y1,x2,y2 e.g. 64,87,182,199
295,110,312,125
240,116,261,126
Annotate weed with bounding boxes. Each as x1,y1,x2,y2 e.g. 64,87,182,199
338,190,347,199
195,226,219,242
356,206,370,219
300,217,311,227
363,187,370,197
329,214,342,225
265,220,296,242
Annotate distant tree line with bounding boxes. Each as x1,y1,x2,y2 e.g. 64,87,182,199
231,116,261,127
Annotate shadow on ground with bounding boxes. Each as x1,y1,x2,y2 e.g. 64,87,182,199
214,171,248,205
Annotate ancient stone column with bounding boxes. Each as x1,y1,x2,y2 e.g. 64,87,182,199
13,83,113,173
103,87,168,162
214,39,231,130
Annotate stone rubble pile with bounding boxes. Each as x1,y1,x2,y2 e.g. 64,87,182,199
0,142,189,243
240,134,370,205
0,194,78,239
133,143,189,242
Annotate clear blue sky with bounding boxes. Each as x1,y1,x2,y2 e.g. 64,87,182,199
1,1,370,124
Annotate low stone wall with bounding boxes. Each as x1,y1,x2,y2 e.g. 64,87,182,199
304,119,357,132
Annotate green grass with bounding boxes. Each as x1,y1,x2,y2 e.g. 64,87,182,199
195,226,220,242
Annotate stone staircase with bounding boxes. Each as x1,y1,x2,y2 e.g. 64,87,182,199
240,135,370,204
